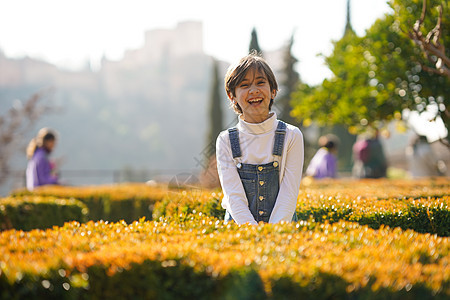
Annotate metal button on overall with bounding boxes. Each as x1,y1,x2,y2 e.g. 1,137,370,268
259,196,264,201
259,181,264,186
258,166,263,171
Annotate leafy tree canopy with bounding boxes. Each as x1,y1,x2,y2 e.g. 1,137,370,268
291,0,449,140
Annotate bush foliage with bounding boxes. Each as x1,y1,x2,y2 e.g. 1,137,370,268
1,178,449,298
0,196,87,231
0,217,448,299
11,183,167,223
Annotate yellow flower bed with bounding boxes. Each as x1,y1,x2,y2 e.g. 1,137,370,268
0,217,448,299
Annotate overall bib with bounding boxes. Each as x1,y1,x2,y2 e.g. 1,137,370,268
224,120,297,223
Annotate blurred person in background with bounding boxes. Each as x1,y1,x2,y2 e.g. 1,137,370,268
26,127,60,190
405,133,441,178
305,134,338,179
352,130,387,179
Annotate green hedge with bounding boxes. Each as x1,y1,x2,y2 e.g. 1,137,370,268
297,197,449,236
10,184,164,223
152,189,224,221
155,190,449,236
0,196,88,231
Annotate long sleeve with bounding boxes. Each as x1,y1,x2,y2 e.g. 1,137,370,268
269,128,304,223
30,148,58,187
216,133,258,225
35,157,58,185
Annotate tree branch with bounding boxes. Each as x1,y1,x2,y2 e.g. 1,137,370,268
0,89,55,187
409,1,450,79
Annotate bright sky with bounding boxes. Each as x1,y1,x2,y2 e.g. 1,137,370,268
0,0,391,85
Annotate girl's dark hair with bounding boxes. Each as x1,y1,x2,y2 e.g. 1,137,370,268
224,51,278,114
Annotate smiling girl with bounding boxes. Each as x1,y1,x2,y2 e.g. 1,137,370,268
216,52,304,225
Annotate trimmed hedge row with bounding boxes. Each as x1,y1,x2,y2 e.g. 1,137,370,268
0,196,87,231
300,177,450,200
153,179,450,236
296,195,449,236
11,183,167,223
153,189,224,220
0,218,448,299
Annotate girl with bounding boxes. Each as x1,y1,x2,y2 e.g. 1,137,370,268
26,127,59,190
216,52,304,225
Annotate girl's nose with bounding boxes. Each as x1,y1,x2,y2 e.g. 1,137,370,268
249,84,259,94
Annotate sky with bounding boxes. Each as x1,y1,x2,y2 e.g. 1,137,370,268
0,0,392,85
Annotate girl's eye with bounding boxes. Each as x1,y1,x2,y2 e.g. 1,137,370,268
258,80,266,85
240,84,249,88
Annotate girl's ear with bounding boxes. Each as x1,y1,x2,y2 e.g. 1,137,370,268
227,91,234,101
271,89,277,99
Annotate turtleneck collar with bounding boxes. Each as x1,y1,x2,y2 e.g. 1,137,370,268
236,112,277,135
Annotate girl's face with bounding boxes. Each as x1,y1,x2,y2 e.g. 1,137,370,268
229,68,276,123
44,139,56,153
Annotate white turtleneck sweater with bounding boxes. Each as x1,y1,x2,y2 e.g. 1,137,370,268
216,112,304,225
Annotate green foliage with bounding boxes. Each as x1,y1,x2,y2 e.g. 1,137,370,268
0,196,88,231
10,184,163,224
153,190,224,221
277,33,300,125
291,0,450,135
155,183,449,236
249,28,262,55
206,59,223,157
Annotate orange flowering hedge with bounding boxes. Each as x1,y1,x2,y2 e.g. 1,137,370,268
0,196,87,231
11,183,167,223
154,178,450,236
0,217,448,299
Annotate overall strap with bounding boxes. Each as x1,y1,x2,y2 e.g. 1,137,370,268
272,121,287,156
228,128,242,158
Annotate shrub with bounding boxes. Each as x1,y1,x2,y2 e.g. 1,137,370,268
11,183,166,223
0,196,88,231
0,218,448,299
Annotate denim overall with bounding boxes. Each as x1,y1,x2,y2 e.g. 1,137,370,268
224,121,297,223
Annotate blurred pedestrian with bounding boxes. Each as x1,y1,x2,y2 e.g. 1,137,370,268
352,130,387,179
306,134,338,179
26,127,60,190
405,133,440,178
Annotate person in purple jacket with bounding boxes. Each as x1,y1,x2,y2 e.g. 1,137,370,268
305,135,338,179
26,128,59,190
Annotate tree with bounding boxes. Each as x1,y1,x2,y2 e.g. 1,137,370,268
0,90,54,186
249,28,263,55
200,59,223,188
275,32,318,166
344,0,355,35
277,32,301,125
291,0,449,143
392,0,449,142
206,59,223,156
398,0,449,78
